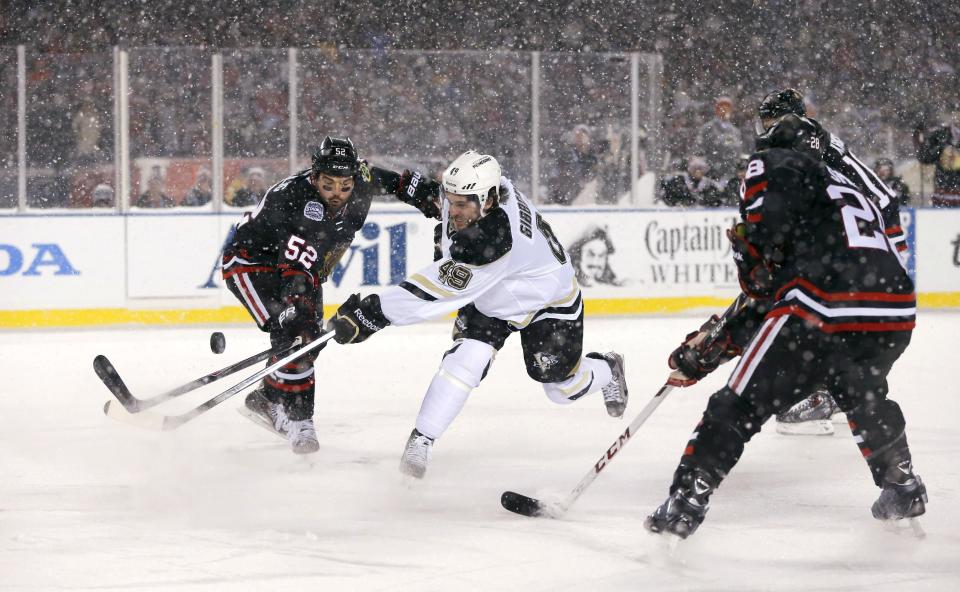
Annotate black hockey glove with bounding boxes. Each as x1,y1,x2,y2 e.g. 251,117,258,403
277,274,322,345
727,223,775,300
396,170,441,219
668,315,743,387
325,293,391,345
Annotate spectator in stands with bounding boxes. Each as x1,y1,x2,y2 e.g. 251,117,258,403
567,224,623,287
547,124,603,205
228,166,266,207
658,156,723,207
135,172,174,208
720,154,750,207
72,96,101,164
873,158,911,206
915,106,960,207
91,183,114,208
182,167,213,206
695,96,743,182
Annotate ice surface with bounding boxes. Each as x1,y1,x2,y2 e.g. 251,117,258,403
2,313,959,591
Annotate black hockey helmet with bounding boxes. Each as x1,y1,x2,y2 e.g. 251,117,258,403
311,136,360,177
755,113,826,159
758,88,806,122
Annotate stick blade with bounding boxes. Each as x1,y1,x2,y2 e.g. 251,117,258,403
501,491,550,518
103,400,165,430
93,355,139,412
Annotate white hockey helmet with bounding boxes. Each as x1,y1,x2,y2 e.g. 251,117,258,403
441,150,501,204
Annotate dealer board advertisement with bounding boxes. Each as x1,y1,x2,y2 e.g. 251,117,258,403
914,209,960,293
0,216,125,310
1,204,949,324
544,207,743,301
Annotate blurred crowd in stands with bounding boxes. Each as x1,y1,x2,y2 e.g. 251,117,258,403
0,0,957,208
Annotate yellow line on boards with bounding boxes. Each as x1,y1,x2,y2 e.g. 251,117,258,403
917,292,960,308
585,297,734,315
1,293,958,328
0,306,255,328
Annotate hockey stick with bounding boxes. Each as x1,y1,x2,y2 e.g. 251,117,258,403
102,332,335,431
93,339,299,413
501,380,675,518
501,294,751,519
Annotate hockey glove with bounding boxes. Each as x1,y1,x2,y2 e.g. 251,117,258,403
396,170,441,219
277,273,322,345
727,223,775,300
326,293,391,345
668,315,743,387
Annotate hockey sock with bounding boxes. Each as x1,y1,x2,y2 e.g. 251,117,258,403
582,355,613,389
415,339,495,440
542,356,612,404
673,388,761,485
415,370,472,440
847,399,908,486
264,360,315,421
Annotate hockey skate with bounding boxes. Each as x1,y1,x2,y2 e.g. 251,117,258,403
239,387,289,439
587,351,628,418
872,462,927,521
286,418,320,455
645,468,716,539
775,390,837,436
399,428,434,479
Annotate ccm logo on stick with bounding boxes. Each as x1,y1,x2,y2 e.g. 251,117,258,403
594,426,633,473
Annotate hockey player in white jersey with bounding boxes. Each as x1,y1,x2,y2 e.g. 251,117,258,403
325,150,629,478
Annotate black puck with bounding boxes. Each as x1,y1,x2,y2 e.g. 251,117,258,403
210,332,226,354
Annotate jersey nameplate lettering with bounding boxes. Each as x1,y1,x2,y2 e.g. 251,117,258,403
516,196,534,240
304,201,325,221
829,134,845,154
826,166,855,187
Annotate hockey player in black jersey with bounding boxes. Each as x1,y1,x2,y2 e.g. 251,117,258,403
644,119,926,539
222,136,438,454
754,89,910,436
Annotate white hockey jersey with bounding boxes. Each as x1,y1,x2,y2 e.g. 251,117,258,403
378,177,581,328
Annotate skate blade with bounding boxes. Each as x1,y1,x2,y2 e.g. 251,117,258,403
647,530,685,563
237,406,286,442
775,419,834,436
399,471,425,489
882,517,927,540
399,467,426,481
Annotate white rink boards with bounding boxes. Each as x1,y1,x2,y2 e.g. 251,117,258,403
1,313,959,591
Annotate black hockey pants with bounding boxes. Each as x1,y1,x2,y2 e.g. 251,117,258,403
223,263,321,421
674,313,913,492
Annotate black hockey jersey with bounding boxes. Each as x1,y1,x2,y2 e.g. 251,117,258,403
818,129,908,256
740,148,915,333
222,165,400,288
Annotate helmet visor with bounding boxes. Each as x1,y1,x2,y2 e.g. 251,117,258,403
755,114,783,136
442,189,483,206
